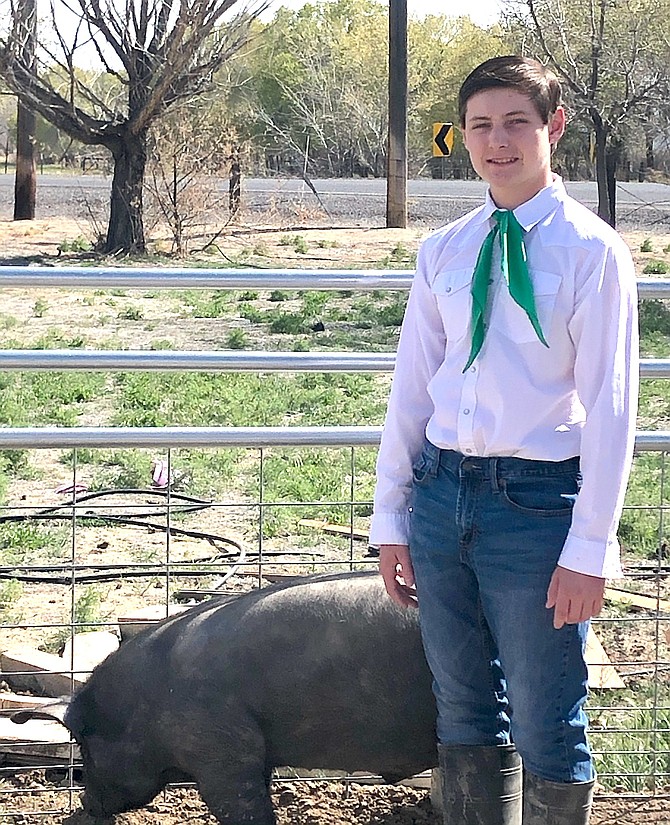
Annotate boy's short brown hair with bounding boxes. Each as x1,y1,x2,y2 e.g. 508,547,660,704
458,55,562,127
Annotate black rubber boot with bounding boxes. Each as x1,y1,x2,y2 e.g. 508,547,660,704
522,771,594,825
438,743,522,825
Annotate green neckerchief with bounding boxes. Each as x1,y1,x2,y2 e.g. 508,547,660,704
463,209,548,372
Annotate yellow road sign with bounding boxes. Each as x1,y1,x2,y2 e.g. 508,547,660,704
433,122,454,157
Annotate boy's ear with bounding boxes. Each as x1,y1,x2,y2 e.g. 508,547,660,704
548,106,566,146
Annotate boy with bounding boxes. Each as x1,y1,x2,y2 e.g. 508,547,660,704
370,56,638,825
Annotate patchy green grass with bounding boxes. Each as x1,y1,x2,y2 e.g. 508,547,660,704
628,299,670,557
183,290,235,318
44,585,110,653
0,521,70,567
590,686,670,791
0,579,23,624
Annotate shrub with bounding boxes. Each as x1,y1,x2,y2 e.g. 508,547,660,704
293,235,309,254
239,303,265,324
33,298,48,317
270,312,310,334
57,235,92,254
117,306,144,321
225,329,249,349
643,260,670,275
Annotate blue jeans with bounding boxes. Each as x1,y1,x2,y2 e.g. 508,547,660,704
408,440,593,783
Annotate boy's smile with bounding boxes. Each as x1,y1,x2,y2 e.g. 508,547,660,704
461,88,565,210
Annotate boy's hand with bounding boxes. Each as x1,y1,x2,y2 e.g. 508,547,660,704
379,544,417,609
546,566,606,629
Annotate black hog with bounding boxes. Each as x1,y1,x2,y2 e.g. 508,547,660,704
14,570,438,824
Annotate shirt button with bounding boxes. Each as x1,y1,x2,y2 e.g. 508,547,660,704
463,409,470,415
465,448,473,454
470,366,476,373
446,286,452,293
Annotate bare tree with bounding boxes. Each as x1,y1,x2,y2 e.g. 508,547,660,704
505,0,670,227
145,100,236,255
0,0,267,252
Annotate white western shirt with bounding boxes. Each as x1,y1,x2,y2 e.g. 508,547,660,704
370,177,639,579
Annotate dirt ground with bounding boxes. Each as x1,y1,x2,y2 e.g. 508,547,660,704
1,215,670,823
0,215,428,268
1,214,668,271
2,774,670,824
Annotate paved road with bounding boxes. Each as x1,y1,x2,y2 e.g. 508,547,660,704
244,176,670,205
2,173,670,229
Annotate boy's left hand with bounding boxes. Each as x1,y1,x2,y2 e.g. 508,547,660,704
546,566,606,629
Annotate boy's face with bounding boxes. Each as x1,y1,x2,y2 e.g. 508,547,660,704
461,87,565,210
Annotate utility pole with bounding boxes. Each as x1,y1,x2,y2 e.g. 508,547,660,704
386,0,407,228
13,0,37,221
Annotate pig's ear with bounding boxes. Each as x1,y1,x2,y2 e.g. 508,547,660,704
11,697,71,727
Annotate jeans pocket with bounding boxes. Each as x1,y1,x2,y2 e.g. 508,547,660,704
499,474,577,517
412,442,440,484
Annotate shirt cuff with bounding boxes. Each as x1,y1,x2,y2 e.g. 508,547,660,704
369,512,411,546
558,532,624,579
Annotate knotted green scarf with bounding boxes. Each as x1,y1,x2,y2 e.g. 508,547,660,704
463,209,548,372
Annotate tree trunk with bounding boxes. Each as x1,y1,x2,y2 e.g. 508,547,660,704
386,0,407,228
104,130,148,254
646,130,655,170
593,121,612,226
605,141,619,229
229,149,241,217
14,98,36,220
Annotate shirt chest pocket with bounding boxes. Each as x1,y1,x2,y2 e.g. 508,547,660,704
491,270,562,344
431,269,473,342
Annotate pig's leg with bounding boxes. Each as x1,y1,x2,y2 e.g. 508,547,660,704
181,716,275,825
197,763,275,825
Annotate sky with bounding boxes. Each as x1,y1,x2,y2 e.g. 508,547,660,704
264,0,502,27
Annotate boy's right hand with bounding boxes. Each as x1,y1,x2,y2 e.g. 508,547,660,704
379,544,417,609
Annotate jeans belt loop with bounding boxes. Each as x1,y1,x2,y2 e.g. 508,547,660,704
490,458,500,493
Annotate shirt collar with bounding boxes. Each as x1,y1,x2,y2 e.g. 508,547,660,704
480,175,566,232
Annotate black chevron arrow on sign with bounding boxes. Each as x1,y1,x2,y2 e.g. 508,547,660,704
433,123,453,157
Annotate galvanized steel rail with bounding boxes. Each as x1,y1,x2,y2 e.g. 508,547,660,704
0,426,664,451
0,266,413,290
0,266,667,298
0,349,665,376
0,350,397,371
0,267,665,447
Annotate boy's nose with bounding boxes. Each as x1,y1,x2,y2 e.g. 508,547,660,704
488,125,510,147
